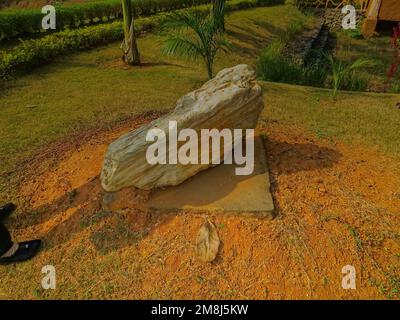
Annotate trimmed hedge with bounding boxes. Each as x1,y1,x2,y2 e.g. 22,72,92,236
0,0,213,40
0,0,284,79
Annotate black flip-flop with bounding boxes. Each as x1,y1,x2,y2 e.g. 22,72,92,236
0,203,17,221
0,240,42,265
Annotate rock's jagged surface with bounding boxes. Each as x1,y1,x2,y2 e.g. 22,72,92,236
100,64,264,191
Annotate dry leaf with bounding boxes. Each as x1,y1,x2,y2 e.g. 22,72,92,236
196,220,220,262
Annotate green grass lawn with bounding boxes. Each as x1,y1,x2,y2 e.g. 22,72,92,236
262,81,400,155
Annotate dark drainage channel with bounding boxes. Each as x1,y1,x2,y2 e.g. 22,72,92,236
304,24,334,67
285,20,335,68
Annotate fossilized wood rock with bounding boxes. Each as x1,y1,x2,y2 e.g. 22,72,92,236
100,64,264,191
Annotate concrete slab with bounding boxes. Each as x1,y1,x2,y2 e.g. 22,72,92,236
145,136,275,219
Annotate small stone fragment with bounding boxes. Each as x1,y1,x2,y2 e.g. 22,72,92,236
196,220,220,263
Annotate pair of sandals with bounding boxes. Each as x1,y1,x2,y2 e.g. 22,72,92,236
0,203,42,265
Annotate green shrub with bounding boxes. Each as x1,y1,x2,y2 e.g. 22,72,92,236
340,72,368,92
342,27,364,40
257,40,327,86
258,44,370,93
302,61,329,87
325,53,369,97
258,41,301,83
388,82,400,94
0,21,123,78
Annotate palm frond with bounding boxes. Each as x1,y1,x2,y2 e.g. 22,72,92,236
163,36,204,60
162,7,230,79
209,37,230,57
349,58,369,71
163,12,208,40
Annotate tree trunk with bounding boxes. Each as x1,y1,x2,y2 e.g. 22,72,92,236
206,57,213,79
121,0,140,65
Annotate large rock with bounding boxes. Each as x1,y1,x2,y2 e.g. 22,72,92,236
100,64,264,192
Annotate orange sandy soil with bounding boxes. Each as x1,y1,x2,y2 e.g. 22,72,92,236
1,112,399,299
